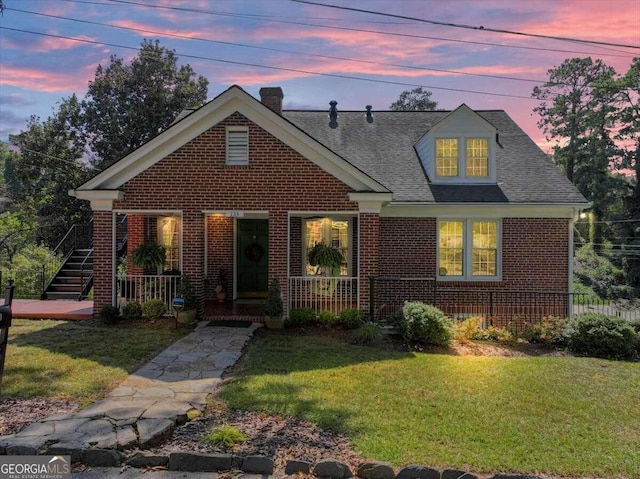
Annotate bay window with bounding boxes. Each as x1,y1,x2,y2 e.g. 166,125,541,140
438,219,500,280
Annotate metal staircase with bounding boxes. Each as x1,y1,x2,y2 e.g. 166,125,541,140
42,248,93,300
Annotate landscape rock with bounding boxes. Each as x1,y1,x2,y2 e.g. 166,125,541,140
168,452,233,472
314,458,354,479
137,418,175,446
241,455,275,474
358,461,395,479
47,443,84,463
83,448,122,467
126,452,169,468
396,464,440,479
441,470,478,479
285,459,313,475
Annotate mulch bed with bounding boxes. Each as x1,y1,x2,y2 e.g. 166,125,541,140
0,397,79,436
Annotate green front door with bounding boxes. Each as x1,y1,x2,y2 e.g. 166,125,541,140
236,219,269,298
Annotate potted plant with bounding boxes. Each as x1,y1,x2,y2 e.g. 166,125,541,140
216,267,228,302
176,275,198,324
131,240,166,272
308,241,344,276
264,278,284,329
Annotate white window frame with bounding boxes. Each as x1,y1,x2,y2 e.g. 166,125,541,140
434,137,491,181
303,216,352,277
226,127,249,165
436,218,501,281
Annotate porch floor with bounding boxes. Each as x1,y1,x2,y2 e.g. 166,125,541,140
203,299,266,322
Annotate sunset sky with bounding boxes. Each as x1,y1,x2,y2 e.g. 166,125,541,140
1,0,639,152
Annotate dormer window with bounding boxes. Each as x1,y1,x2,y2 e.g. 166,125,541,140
415,104,497,185
226,127,249,165
435,137,489,179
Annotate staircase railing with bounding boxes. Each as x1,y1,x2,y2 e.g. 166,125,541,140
78,249,94,299
41,219,93,299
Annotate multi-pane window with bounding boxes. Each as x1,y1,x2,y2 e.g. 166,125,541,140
435,137,489,179
466,138,488,177
438,220,499,279
159,216,180,273
436,138,458,177
304,217,350,276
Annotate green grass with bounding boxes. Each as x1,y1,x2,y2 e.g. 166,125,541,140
2,319,186,405
220,332,640,478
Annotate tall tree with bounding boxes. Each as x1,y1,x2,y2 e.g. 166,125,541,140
82,39,208,170
7,95,91,247
390,87,438,110
533,58,620,250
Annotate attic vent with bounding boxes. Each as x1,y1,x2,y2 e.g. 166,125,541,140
226,127,249,165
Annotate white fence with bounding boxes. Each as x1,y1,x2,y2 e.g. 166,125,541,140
288,276,358,314
116,275,180,308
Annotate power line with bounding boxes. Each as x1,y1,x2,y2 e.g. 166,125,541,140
6,7,548,84
1,142,85,167
292,0,640,51
62,0,637,59
0,26,537,100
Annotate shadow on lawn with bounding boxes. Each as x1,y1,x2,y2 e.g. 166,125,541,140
7,320,184,372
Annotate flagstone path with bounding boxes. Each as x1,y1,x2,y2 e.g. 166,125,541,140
0,322,261,458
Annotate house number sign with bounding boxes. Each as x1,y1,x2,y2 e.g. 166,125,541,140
225,210,244,218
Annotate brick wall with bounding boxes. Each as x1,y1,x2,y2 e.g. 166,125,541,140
95,112,360,313
92,211,113,315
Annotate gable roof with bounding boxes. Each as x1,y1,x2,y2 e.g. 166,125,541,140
283,109,588,205
76,85,388,193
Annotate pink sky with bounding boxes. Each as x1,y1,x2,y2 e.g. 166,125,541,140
1,0,638,153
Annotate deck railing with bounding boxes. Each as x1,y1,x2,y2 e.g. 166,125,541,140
289,276,358,314
116,274,181,309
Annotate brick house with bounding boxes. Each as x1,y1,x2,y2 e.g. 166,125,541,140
71,85,588,322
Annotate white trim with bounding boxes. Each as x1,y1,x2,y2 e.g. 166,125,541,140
111,211,117,306
77,86,388,193
70,189,123,211
233,218,238,300
380,203,586,218
436,218,502,282
568,209,577,317
349,192,393,214
289,210,359,216
203,213,208,280
114,209,182,215
202,210,269,219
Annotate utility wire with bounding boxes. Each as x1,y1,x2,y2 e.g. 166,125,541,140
292,0,640,51
0,26,537,100
4,143,85,167
5,7,548,84
61,0,637,59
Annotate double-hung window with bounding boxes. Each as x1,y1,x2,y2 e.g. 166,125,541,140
435,137,489,179
438,219,500,280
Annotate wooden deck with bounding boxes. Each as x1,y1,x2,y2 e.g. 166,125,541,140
11,300,94,320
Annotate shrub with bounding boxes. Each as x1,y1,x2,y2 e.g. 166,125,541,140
340,308,365,330
629,318,640,334
384,309,405,331
286,307,316,327
264,278,283,318
455,316,484,341
100,304,120,323
402,302,455,346
121,301,142,320
522,316,568,345
472,325,513,342
318,310,338,327
142,299,166,319
201,424,247,448
350,323,383,345
565,313,639,360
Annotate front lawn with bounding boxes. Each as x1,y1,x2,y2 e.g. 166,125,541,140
220,332,640,478
1,319,186,405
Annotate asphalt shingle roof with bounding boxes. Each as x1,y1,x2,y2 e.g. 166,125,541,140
282,109,588,205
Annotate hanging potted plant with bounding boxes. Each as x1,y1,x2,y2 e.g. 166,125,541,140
131,240,166,272
308,241,344,276
264,278,284,329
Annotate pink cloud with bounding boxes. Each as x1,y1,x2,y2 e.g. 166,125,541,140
111,19,206,41
0,65,93,93
2,32,100,53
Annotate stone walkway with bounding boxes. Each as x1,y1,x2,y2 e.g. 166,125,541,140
0,322,261,459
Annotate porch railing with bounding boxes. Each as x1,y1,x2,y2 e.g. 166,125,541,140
116,274,181,309
289,276,358,314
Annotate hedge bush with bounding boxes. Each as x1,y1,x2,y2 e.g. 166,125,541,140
142,299,167,319
402,302,455,346
121,302,142,320
286,307,317,327
340,308,365,330
565,313,639,360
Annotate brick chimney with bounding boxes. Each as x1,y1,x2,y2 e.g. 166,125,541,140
259,87,284,114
